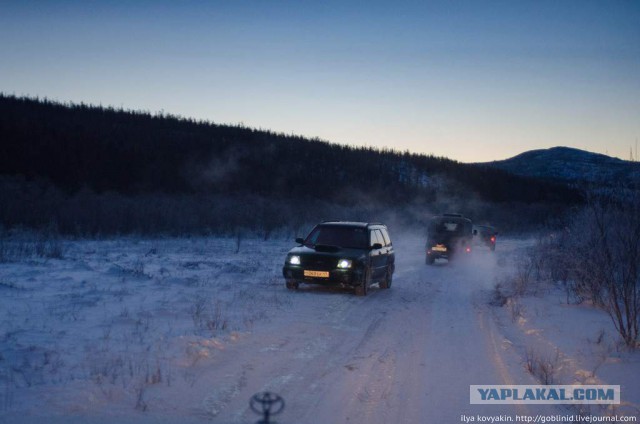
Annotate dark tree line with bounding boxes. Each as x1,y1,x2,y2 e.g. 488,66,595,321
0,94,582,235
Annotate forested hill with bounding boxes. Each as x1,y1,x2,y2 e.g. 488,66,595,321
0,95,576,203
0,95,581,235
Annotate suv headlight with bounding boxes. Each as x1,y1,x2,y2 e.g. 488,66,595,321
289,255,301,265
337,259,352,269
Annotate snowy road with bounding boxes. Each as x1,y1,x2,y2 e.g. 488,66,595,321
192,236,538,423
3,234,633,423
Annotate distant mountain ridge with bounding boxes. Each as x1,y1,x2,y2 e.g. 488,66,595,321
480,146,640,184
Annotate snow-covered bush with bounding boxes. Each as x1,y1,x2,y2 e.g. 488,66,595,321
540,188,640,348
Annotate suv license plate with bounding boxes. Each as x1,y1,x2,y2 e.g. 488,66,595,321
432,245,447,252
304,270,330,278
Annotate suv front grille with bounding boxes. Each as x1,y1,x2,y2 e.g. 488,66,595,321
300,256,336,269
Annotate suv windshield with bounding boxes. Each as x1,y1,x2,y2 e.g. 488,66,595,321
304,225,368,249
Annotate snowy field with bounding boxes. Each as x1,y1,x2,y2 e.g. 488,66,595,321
0,234,638,423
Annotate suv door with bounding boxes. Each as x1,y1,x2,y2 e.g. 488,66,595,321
379,227,394,271
369,229,386,280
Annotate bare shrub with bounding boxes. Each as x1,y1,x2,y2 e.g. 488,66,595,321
131,258,146,277
584,192,639,347
191,296,228,335
134,383,148,411
35,223,64,259
0,227,65,261
500,244,547,300
524,348,561,385
513,252,536,296
536,187,640,348
234,230,242,254
489,282,508,307
506,298,525,323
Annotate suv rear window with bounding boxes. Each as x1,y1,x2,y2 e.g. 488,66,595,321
370,230,383,247
429,218,470,235
379,228,391,246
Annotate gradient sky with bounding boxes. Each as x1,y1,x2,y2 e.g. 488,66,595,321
1,0,639,162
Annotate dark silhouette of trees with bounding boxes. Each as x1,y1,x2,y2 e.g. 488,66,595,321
0,94,582,235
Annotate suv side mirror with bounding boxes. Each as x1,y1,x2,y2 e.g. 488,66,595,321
371,243,383,250
295,237,304,244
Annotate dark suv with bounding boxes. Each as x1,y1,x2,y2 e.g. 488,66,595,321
425,214,473,264
282,222,395,296
474,225,498,251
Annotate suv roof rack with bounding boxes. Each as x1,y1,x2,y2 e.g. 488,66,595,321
320,221,385,227
320,220,368,225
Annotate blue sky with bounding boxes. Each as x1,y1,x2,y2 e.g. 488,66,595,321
1,0,639,162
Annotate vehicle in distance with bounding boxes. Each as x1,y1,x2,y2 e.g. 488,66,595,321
474,225,498,251
282,221,395,296
425,213,473,264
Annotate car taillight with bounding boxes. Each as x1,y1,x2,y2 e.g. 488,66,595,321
491,236,496,242
465,247,471,253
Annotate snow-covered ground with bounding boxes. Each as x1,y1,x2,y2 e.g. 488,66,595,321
0,235,638,423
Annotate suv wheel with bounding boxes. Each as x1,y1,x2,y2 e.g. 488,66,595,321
286,281,299,290
426,255,435,265
355,270,369,296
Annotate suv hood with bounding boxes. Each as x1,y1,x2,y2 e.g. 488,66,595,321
288,245,365,260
